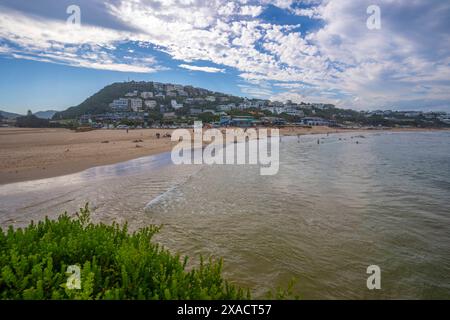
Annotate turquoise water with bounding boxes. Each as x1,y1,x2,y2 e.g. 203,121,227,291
1,131,449,299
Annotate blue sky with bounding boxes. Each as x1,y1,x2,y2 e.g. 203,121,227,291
0,0,449,114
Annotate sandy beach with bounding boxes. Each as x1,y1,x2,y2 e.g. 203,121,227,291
0,127,177,184
0,126,445,185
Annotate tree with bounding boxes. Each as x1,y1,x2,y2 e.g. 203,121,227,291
15,113,50,128
198,112,218,123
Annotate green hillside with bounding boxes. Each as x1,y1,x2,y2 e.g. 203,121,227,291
0,110,23,119
52,82,154,120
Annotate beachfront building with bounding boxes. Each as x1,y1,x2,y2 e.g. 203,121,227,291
219,115,232,126
300,117,330,126
219,116,255,127
260,117,286,126
232,116,255,127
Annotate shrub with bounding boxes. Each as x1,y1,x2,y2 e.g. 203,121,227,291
0,204,249,300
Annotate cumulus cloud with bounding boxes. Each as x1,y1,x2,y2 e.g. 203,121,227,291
0,5,161,73
179,64,225,73
0,0,449,110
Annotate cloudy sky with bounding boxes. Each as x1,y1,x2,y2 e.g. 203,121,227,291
0,0,449,114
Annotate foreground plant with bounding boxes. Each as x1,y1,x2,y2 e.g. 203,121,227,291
0,204,249,300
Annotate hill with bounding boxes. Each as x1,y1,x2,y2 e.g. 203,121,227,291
53,82,162,119
35,110,58,119
0,110,23,119
52,81,231,120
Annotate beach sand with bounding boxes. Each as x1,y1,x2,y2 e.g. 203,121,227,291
0,128,177,184
0,126,445,184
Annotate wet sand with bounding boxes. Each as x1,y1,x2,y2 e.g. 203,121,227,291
0,126,446,184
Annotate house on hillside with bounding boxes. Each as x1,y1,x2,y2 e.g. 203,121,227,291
110,98,130,111
130,98,143,112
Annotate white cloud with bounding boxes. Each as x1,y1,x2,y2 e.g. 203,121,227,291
0,5,161,73
179,64,225,73
0,0,449,109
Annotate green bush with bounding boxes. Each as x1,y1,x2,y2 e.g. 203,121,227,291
0,204,249,300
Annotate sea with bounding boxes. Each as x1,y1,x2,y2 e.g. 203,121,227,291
1,131,449,299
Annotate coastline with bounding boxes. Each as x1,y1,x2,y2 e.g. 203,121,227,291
0,126,447,185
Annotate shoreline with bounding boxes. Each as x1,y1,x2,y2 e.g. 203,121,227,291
0,126,448,185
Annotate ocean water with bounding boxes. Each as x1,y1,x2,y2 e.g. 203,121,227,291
1,131,449,299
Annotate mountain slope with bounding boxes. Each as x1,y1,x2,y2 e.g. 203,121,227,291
0,110,23,119
35,110,58,119
52,82,155,119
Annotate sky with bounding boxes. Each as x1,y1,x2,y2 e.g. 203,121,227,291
0,0,449,114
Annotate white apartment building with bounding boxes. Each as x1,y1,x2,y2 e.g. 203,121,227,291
217,104,235,111
263,106,285,114
165,84,175,91
129,98,143,112
144,100,157,109
284,107,304,117
171,100,183,109
141,92,154,99
110,98,129,110
125,90,138,97
270,101,284,107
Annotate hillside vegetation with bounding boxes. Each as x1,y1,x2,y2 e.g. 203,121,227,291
53,82,156,120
